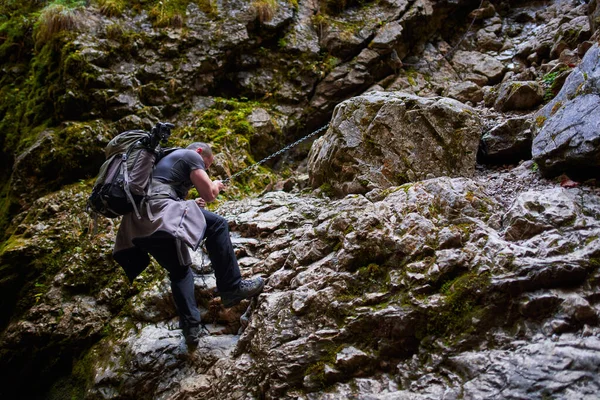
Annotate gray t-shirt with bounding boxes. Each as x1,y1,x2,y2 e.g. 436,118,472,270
153,149,205,199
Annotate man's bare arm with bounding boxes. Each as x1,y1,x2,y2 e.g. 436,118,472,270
190,169,224,202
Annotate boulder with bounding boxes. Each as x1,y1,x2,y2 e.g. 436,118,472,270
476,28,504,51
478,117,532,164
309,48,384,114
281,22,320,55
370,20,406,53
532,93,600,178
532,43,600,178
535,43,600,123
247,108,279,159
308,92,482,195
468,2,497,20
444,81,484,104
494,81,544,111
450,50,505,84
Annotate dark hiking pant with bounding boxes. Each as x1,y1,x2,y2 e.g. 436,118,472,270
114,209,242,329
201,209,242,293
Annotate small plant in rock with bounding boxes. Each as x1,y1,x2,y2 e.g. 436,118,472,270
542,71,559,101
253,0,278,23
311,13,329,37
96,0,125,17
531,162,539,172
34,1,85,47
541,67,570,102
148,0,190,28
105,22,125,40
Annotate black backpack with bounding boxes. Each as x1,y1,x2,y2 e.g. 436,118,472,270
87,122,174,219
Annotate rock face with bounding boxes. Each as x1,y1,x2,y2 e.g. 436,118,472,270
307,92,482,196
16,161,595,400
532,43,600,178
493,81,544,111
450,50,505,85
2,0,600,399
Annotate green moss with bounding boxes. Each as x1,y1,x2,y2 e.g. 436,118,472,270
319,183,335,196
144,0,217,27
536,115,547,128
34,2,85,48
421,271,491,339
96,0,125,17
169,97,285,200
304,361,327,384
303,343,348,388
550,101,563,115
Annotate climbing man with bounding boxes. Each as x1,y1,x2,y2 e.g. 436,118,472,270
112,142,265,346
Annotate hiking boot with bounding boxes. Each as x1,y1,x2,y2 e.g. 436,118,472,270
183,325,207,347
220,277,265,308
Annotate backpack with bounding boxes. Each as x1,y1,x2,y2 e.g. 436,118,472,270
87,122,174,219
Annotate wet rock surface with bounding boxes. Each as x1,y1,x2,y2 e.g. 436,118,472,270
2,160,595,399
1,0,600,398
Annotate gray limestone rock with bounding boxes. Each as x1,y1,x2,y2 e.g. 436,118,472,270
5,1,600,400
308,92,482,196
532,93,600,178
444,81,484,104
494,81,544,111
450,50,506,84
247,108,279,159
532,43,600,178
5,160,600,399
503,188,579,241
370,20,405,51
591,0,600,33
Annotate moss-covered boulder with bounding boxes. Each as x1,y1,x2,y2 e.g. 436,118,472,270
0,181,132,398
307,92,482,196
9,120,110,207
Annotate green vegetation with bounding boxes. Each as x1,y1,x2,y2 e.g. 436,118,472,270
357,263,389,289
419,271,491,339
175,97,275,152
34,1,85,48
311,2,379,41
172,97,283,200
541,67,570,102
97,0,126,17
303,343,348,388
550,101,563,115
319,0,373,14
535,115,547,128
130,0,217,26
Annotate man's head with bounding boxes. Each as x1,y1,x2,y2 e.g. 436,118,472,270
187,142,214,169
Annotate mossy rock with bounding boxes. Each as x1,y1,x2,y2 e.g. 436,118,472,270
9,120,111,208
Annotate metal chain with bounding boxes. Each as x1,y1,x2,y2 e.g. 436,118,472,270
220,1,485,183
222,123,330,184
